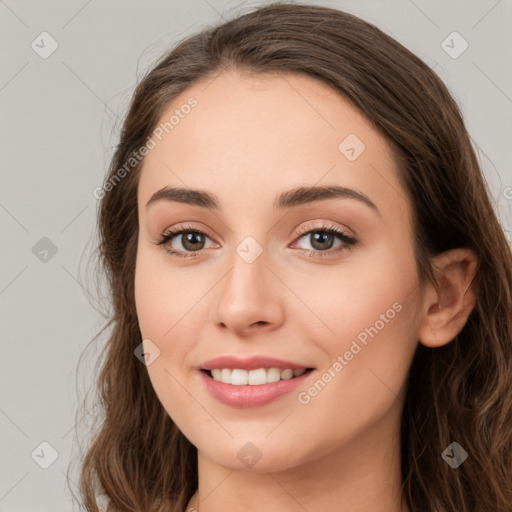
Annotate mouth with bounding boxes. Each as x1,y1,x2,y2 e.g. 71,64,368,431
199,366,316,408
198,355,317,407
201,367,316,386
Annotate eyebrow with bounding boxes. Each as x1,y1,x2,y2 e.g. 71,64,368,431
145,185,380,215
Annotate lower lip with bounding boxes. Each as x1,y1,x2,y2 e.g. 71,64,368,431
199,369,315,408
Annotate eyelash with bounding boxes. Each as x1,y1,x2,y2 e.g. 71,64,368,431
155,222,358,260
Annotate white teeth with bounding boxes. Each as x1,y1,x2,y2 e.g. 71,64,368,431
208,367,309,385
281,369,293,380
248,368,267,385
231,369,248,385
267,368,281,383
220,368,231,383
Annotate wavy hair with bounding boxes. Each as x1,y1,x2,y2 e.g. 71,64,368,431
73,3,512,511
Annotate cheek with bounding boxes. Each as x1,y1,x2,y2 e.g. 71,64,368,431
134,248,202,425
302,243,420,397
293,243,417,341
134,258,167,341
134,245,208,372
294,285,419,452
134,245,187,339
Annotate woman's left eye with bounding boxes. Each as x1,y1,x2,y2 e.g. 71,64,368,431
291,224,357,258
155,223,357,260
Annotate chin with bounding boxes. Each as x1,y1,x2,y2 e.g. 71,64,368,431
195,436,308,474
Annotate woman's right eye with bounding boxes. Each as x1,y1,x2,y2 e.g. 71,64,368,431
156,225,214,259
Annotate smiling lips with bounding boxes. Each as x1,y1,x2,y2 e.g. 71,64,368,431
199,355,315,407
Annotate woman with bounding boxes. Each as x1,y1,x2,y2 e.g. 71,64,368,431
76,3,512,511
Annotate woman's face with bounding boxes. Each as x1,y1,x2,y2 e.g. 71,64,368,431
135,70,425,472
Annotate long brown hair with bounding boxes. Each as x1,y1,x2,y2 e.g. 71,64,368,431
71,3,512,511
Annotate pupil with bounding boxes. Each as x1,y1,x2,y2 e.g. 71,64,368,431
312,232,333,250
183,232,204,251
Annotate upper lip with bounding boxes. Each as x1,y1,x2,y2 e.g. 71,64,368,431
200,356,313,371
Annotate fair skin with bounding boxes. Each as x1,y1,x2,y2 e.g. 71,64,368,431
134,70,477,512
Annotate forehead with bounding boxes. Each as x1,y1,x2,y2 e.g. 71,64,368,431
137,70,408,220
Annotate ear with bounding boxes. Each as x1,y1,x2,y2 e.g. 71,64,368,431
418,248,479,348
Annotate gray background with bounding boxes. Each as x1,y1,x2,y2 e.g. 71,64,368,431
1,0,511,510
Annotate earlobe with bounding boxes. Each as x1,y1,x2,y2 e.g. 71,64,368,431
418,248,479,348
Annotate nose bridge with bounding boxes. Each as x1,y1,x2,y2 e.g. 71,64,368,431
223,236,270,307
211,232,284,332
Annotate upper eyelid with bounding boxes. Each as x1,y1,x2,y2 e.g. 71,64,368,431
162,222,353,245
165,222,346,235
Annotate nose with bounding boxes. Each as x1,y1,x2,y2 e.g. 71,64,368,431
211,244,285,337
